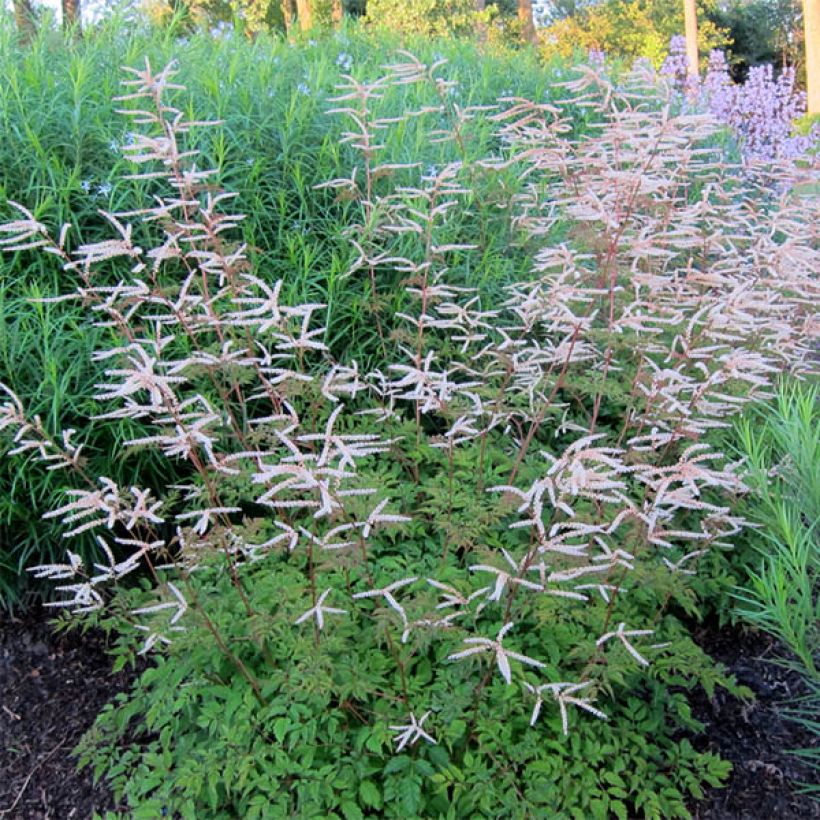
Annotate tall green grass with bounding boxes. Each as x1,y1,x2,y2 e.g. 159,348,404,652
734,381,819,675
733,379,819,796
0,15,570,606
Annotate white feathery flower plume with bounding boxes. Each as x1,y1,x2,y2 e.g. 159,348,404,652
352,577,418,626
362,498,411,538
401,610,463,644
43,582,104,614
254,521,300,553
573,583,618,603
132,581,188,626
524,680,608,735
469,549,543,601
426,579,490,610
175,506,241,536
28,550,84,580
596,622,655,666
662,549,706,575
389,711,437,752
448,622,546,685
299,523,359,552
131,582,188,655
42,477,123,537
294,588,348,630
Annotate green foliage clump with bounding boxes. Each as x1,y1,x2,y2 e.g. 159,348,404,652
363,0,483,39
538,0,728,66
78,551,735,819
709,0,804,78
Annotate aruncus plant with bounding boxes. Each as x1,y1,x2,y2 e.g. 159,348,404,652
0,53,817,817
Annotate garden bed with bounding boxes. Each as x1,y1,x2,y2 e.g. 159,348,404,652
689,620,819,819
1,608,816,819
0,608,134,819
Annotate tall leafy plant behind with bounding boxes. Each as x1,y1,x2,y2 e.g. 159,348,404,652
734,381,819,676
0,55,818,816
732,380,819,798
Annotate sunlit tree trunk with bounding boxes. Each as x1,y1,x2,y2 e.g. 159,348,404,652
296,0,313,30
475,0,487,43
518,0,536,43
683,0,698,77
282,0,295,33
331,0,342,25
13,0,37,45
61,0,81,35
805,0,820,113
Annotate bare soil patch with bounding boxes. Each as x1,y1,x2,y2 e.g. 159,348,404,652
0,608,134,819
689,620,819,819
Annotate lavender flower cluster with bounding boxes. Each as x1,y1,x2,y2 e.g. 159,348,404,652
661,35,820,163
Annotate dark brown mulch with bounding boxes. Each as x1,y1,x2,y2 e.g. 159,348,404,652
689,619,819,820
0,607,136,820
0,608,817,819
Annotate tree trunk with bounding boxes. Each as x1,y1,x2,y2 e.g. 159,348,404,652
282,0,295,33
683,0,699,77
518,0,536,43
13,0,37,45
61,0,82,35
805,0,820,114
296,0,313,31
476,0,487,42
331,0,343,25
